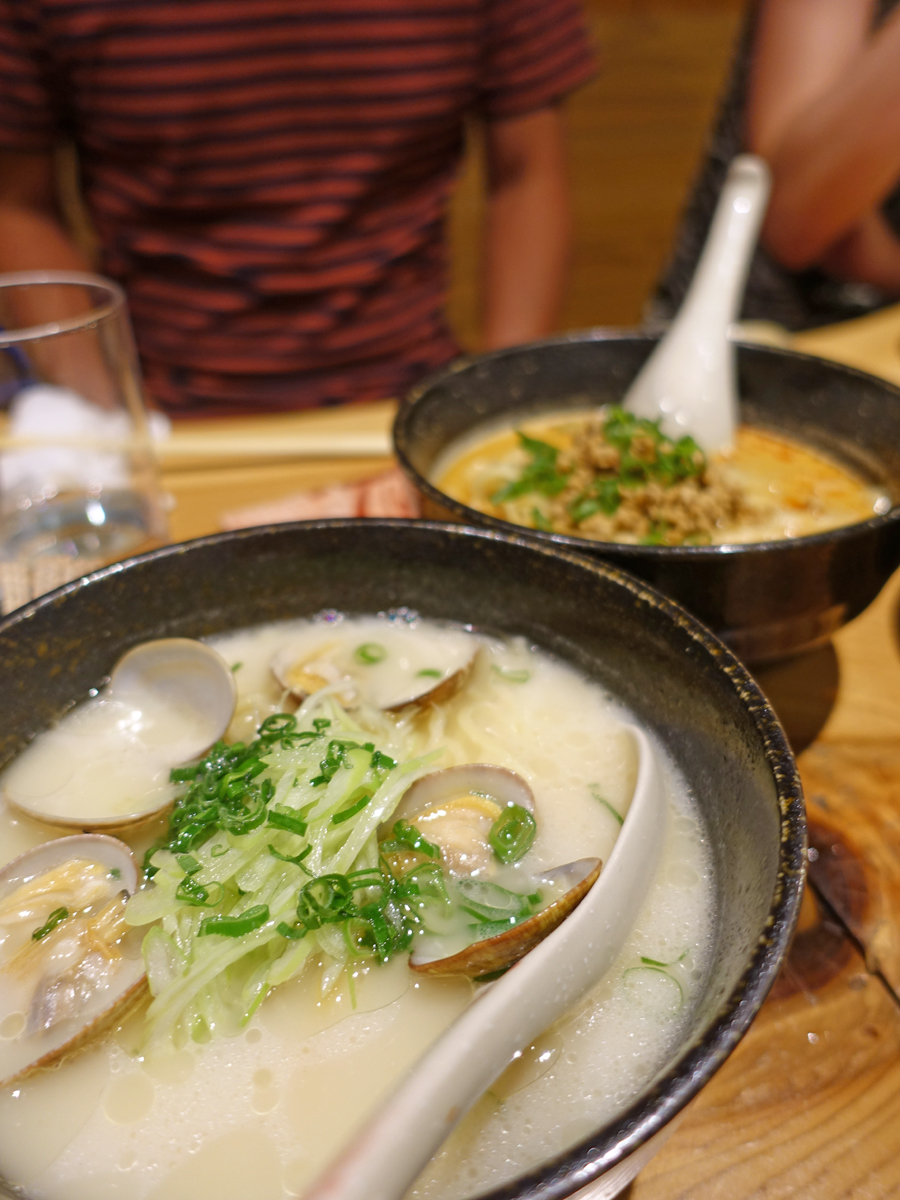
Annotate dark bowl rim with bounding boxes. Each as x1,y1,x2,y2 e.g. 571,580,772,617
0,518,806,1200
393,329,900,562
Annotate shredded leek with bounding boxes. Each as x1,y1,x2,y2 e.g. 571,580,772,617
126,699,442,1047
126,697,553,1050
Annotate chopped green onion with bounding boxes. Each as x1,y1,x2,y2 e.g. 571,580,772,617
108,867,122,880
379,818,441,859
492,665,530,684
266,806,308,836
454,878,539,923
32,907,69,941
268,843,312,871
295,874,355,930
491,433,570,503
488,804,536,864
591,787,623,825
332,787,373,825
640,950,688,967
354,642,386,665
277,921,309,940
175,877,223,907
198,904,270,938
416,668,442,679
531,508,553,532
622,965,684,1011
231,662,242,672
176,854,202,876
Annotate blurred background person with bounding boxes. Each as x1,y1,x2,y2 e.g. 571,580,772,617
747,0,900,303
653,0,900,330
0,0,593,416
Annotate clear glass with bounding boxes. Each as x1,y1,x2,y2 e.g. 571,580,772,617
0,271,167,613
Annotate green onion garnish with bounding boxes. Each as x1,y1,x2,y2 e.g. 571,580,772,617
198,904,270,938
332,787,373,825
492,665,530,684
416,668,442,679
268,843,312,871
176,854,202,875
591,787,623,825
354,642,386,665
175,877,223,907
108,867,122,880
266,806,308,836
32,907,69,941
379,818,441,859
231,662,243,672
491,433,570,504
488,804,537,864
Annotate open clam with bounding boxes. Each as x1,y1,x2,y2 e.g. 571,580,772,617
410,857,602,978
386,764,599,978
2,638,236,831
0,834,147,1086
270,618,476,712
391,764,536,877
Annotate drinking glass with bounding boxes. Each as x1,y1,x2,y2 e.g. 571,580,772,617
0,271,167,614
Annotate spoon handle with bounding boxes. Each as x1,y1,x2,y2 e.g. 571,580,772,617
303,726,664,1200
624,154,771,452
680,154,772,336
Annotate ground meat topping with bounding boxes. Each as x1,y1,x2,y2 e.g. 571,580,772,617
493,408,756,546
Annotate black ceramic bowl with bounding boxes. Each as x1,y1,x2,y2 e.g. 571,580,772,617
394,333,900,663
0,521,804,1200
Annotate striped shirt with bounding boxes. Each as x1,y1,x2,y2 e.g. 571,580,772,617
0,0,594,414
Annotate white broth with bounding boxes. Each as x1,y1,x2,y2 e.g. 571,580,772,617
0,614,714,1200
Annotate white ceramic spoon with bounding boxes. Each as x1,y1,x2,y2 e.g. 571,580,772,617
622,154,771,453
303,723,665,1200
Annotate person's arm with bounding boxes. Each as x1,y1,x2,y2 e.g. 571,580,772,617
0,149,118,400
482,105,572,350
747,0,900,278
0,149,91,275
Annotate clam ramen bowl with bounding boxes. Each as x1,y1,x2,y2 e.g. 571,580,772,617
394,334,900,662
0,521,804,1200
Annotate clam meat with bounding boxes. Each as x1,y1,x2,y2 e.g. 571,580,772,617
389,764,536,878
0,834,146,1085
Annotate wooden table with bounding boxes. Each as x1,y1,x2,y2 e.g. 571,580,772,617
154,315,900,1198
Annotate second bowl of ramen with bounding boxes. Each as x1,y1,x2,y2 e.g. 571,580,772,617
394,334,900,662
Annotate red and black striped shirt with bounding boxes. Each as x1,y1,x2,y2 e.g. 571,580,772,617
0,0,594,414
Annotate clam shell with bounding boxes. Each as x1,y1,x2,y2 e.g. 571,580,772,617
4,638,236,832
394,764,535,822
410,857,602,978
0,834,147,1086
270,623,477,711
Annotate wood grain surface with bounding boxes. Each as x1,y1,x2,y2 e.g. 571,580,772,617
629,563,900,1199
